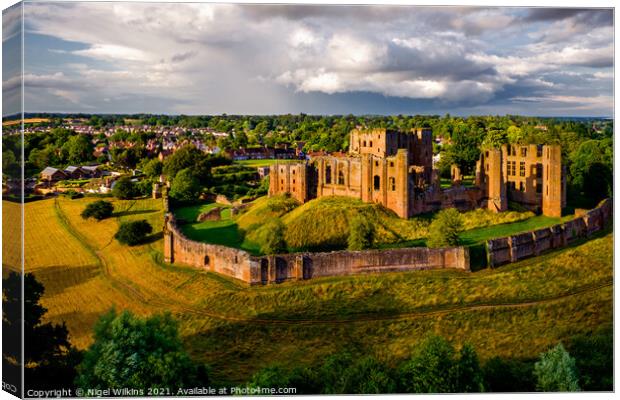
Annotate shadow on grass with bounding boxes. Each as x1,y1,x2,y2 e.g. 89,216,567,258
113,209,158,218
142,231,164,245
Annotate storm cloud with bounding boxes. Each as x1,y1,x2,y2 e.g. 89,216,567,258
5,3,614,116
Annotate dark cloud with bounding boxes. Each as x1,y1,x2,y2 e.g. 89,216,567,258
523,8,584,22
14,3,614,116
522,8,612,26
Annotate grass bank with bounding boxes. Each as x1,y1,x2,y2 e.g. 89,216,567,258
18,197,612,384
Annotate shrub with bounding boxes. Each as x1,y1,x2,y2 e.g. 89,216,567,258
348,215,375,250
533,343,580,392
63,190,83,199
81,200,114,221
112,176,138,199
114,220,153,246
426,208,464,248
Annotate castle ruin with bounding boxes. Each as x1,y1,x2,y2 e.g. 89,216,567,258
270,128,566,218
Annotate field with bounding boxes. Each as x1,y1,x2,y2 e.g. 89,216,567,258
15,196,613,384
2,117,50,126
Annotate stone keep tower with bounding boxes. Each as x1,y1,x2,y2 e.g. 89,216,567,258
477,149,507,212
542,145,564,218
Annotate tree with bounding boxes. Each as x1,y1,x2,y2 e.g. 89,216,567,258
399,335,456,393
426,208,463,248
62,135,94,165
533,343,580,392
347,215,375,250
3,272,81,391
454,344,484,392
482,357,536,392
142,158,163,179
569,139,613,202
169,168,202,202
339,356,396,394
76,310,207,390
112,176,137,199
81,200,114,221
114,220,153,246
162,145,213,183
566,327,613,391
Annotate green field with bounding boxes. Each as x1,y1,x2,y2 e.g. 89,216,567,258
175,203,261,254
15,196,612,384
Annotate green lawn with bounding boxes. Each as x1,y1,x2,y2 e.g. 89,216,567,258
459,214,573,245
175,202,261,254
236,159,300,167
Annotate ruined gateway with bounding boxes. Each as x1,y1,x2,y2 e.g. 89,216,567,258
269,128,566,218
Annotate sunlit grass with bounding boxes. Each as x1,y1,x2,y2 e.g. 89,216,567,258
18,197,612,384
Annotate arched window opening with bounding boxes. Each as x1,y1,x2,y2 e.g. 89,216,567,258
204,255,210,266
325,165,332,184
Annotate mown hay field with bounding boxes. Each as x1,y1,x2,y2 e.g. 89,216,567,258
15,197,613,384
2,200,21,272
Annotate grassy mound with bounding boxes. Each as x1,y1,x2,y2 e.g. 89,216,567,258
236,195,300,232
280,196,423,251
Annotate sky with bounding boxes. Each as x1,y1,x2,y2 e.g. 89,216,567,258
2,2,615,116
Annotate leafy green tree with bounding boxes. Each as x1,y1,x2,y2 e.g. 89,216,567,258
569,139,613,202
454,344,484,392
566,327,612,391
3,272,81,391
247,365,319,393
2,150,20,178
81,200,114,221
483,128,508,149
169,168,202,203
482,357,536,392
442,125,484,175
112,176,138,200
62,135,94,165
426,208,463,248
313,351,395,394
533,343,580,392
506,125,525,144
162,145,213,182
142,158,163,179
340,356,396,394
114,220,153,246
399,335,456,393
76,310,207,390
347,215,375,250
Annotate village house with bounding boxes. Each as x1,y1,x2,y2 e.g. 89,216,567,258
40,167,68,182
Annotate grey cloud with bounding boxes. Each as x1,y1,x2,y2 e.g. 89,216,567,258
17,3,614,116
522,8,583,22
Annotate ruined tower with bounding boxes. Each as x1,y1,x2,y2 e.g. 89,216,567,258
479,149,507,212
542,145,564,218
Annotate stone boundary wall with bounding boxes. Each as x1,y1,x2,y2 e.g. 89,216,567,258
163,214,470,285
486,198,612,268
